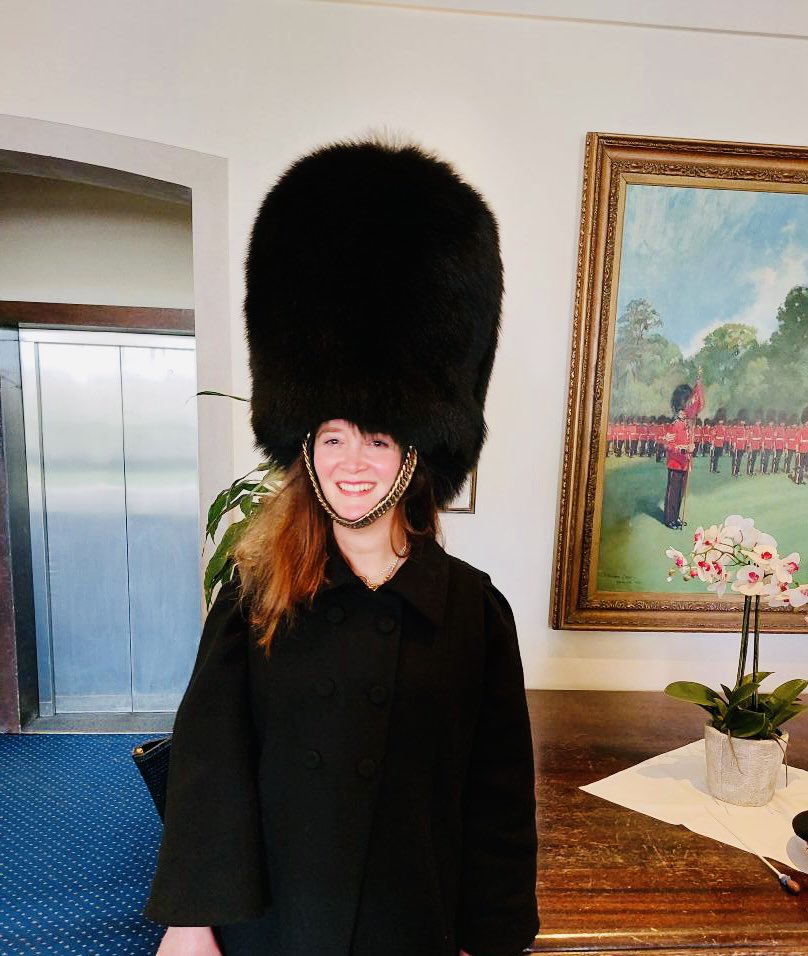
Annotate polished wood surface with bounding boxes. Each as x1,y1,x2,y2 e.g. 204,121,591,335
526,690,808,954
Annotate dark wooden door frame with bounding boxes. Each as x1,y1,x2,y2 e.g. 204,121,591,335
0,301,194,732
0,301,194,333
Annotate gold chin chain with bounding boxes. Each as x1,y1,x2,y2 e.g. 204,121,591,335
301,435,418,529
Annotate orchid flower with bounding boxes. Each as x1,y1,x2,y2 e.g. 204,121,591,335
772,552,801,584
731,564,768,596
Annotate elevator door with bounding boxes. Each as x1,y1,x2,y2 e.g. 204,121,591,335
20,328,202,715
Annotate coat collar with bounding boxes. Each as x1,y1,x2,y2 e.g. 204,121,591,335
323,533,449,628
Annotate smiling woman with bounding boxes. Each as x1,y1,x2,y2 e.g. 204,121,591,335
313,421,404,519
144,138,538,956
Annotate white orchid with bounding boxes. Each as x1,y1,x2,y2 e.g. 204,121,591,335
730,564,769,596
767,583,808,609
722,514,758,546
666,516,801,612
741,533,779,567
666,547,688,569
665,517,807,740
772,552,801,584
706,562,731,597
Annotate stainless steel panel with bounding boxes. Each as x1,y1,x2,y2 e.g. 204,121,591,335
19,340,54,716
121,343,200,712
37,342,132,713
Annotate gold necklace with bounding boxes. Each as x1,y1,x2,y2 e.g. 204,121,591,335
358,544,411,591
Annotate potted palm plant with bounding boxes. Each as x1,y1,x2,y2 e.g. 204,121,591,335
664,515,808,806
197,390,284,605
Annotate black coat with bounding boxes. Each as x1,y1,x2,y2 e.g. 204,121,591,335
144,537,538,956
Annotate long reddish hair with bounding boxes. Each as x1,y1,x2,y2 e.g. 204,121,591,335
233,453,440,653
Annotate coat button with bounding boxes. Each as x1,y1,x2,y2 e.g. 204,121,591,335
357,757,377,779
303,749,322,769
376,616,396,634
326,605,345,624
314,677,336,697
369,685,388,706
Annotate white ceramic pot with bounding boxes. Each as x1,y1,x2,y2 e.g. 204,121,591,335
704,724,788,806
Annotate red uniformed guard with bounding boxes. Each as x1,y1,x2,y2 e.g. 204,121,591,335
746,413,764,476
662,375,704,529
761,412,776,475
785,417,800,477
731,412,748,477
710,409,727,473
797,407,808,486
773,414,787,474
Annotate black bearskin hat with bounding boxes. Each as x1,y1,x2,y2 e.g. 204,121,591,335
671,384,692,414
245,138,503,507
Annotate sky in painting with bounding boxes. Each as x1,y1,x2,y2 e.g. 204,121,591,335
615,184,808,356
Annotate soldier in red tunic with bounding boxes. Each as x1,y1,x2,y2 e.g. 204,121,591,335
614,415,626,458
655,416,668,463
746,411,764,476
710,408,727,474
797,407,808,485
761,411,776,475
773,413,787,474
662,377,703,529
731,412,748,477
784,416,799,477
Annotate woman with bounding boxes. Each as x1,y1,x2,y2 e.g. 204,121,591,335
144,137,539,955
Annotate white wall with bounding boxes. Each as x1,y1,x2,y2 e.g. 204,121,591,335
0,174,193,307
2,0,807,690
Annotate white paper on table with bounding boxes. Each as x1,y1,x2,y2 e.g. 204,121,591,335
581,739,808,873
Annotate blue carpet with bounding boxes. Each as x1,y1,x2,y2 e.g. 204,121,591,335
0,734,165,955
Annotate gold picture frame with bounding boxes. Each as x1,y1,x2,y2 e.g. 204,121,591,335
443,468,477,514
552,132,808,632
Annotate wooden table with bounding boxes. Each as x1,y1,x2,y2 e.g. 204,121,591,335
525,690,808,954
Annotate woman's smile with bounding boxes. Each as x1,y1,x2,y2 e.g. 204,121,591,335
336,480,377,496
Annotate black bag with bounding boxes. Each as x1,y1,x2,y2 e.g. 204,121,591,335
132,736,172,821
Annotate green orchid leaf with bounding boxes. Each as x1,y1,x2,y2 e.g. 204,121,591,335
768,679,808,704
771,703,808,730
726,682,759,708
664,682,721,706
726,708,768,738
739,671,773,685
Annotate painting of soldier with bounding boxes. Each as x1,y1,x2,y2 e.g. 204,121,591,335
595,182,808,595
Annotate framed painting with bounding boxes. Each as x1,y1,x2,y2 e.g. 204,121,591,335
443,468,477,514
552,132,808,632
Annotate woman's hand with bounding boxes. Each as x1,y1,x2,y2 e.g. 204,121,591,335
156,926,222,955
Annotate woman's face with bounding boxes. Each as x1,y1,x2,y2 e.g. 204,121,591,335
312,419,403,521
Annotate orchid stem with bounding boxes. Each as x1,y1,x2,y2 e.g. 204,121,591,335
752,596,761,708
737,595,751,687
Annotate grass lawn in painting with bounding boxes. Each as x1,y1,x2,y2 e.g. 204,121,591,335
596,454,806,594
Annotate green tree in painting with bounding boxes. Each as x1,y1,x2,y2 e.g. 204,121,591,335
767,286,808,396
610,286,808,421
689,323,758,389
684,323,760,417
611,298,684,416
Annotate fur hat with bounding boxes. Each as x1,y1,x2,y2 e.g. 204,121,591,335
671,384,693,414
245,137,502,507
